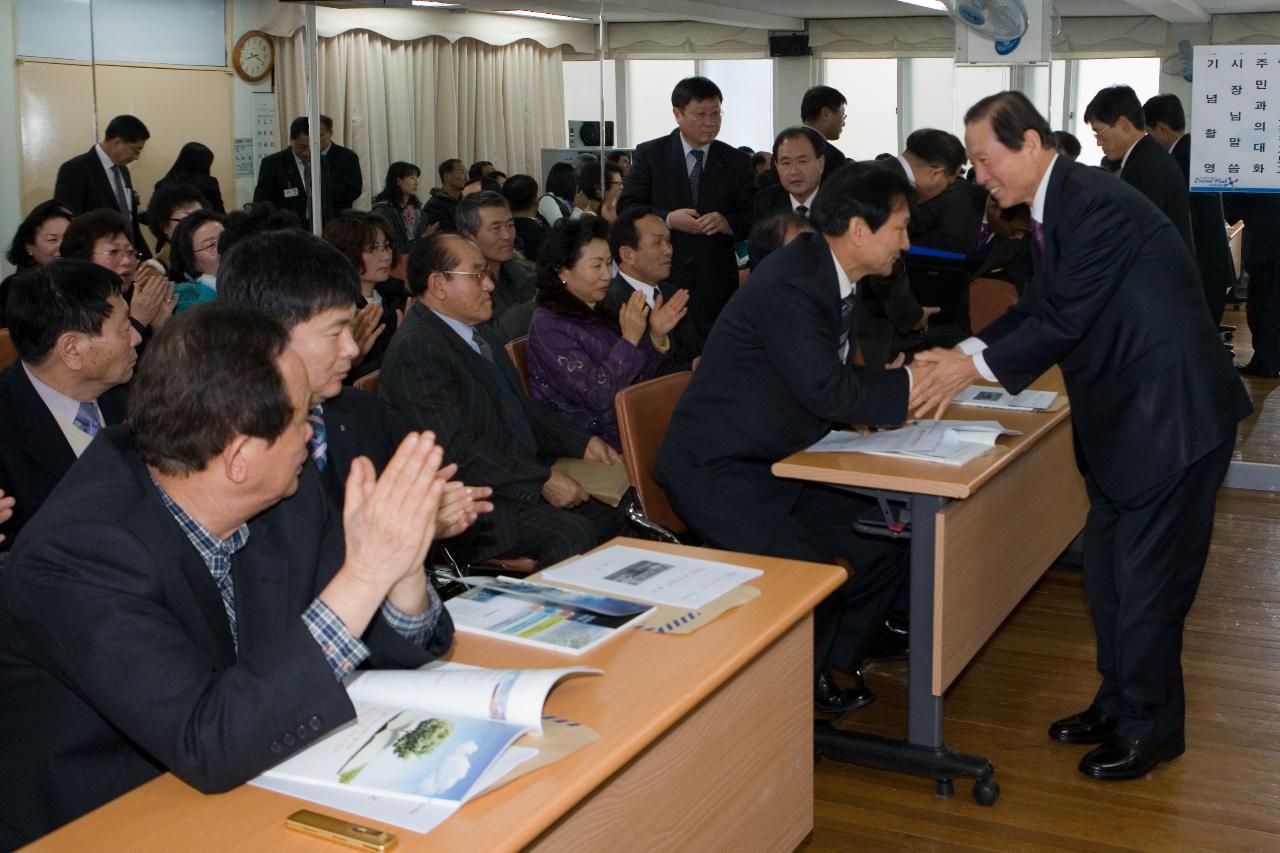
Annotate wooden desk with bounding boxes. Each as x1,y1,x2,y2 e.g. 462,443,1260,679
36,539,844,853
772,371,1089,803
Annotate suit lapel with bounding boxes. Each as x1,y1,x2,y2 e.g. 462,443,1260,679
697,142,725,210
666,131,695,208
232,531,292,655
10,366,78,480
86,148,120,211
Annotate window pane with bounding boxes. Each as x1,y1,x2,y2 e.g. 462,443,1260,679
625,60,695,146
562,59,617,146
1072,58,1161,166
700,59,774,151
823,58,898,159
953,65,1011,137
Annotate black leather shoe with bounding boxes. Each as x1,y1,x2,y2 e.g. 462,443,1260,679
866,625,909,661
815,669,875,714
1079,733,1185,780
1048,707,1119,744
1237,361,1280,379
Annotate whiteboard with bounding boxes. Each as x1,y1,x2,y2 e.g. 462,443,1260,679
16,0,226,68
1190,44,1280,193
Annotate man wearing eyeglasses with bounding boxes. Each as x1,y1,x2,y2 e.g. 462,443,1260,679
380,233,628,571
619,76,756,337
1085,85,1194,254
53,114,153,260
0,260,139,549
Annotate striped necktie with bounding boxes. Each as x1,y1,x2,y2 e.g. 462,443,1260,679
307,406,328,471
838,292,857,362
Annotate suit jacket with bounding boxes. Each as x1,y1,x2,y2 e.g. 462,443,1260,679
0,363,128,547
477,261,538,345
752,182,802,223
379,303,592,559
1170,134,1234,320
1120,134,1195,253
424,190,460,231
655,232,910,553
915,178,986,254
324,142,363,211
53,147,151,259
253,148,335,224
1223,186,1280,269
618,129,756,335
0,426,450,845
602,273,703,372
978,157,1251,502
821,138,848,180
315,386,395,510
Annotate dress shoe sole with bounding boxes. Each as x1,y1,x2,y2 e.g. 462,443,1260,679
1078,741,1185,781
815,689,876,716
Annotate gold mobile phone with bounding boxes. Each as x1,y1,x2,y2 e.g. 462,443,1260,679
285,809,398,851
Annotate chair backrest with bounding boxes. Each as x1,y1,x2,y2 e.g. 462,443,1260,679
505,335,530,397
353,368,380,395
967,277,1019,335
614,371,692,535
0,328,17,372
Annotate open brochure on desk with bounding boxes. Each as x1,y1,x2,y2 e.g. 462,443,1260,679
541,544,762,609
953,385,1058,411
445,576,655,655
807,421,1020,466
253,663,598,831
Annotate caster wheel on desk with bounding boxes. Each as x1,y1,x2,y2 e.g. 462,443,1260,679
972,777,1000,806
934,778,955,799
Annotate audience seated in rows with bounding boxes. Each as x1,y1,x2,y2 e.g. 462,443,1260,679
539,161,576,227
61,209,175,340
456,191,538,343
323,211,409,375
503,174,551,262
0,260,138,548
1,200,73,327
144,183,210,269
380,233,629,569
754,125,827,221
527,216,680,450
167,209,224,313
0,302,454,847
426,158,467,230
371,161,431,254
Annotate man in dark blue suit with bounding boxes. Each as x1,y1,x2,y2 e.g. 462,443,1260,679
0,260,137,548
618,76,755,337
913,91,1252,781
656,163,920,714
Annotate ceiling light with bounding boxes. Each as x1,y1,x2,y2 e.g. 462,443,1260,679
411,1,462,8
494,9,592,22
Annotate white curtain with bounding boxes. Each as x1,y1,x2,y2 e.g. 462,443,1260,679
277,30,566,209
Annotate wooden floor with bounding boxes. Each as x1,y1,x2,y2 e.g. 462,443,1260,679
1224,302,1280,466
801,486,1280,852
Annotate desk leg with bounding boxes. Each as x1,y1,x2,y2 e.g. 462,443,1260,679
813,493,1000,805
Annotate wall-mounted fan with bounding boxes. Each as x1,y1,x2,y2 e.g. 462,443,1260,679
1161,39,1194,83
944,0,1030,56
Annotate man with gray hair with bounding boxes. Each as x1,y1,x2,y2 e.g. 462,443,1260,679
455,191,536,342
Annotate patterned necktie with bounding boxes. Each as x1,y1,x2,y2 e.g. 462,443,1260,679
838,292,857,362
1030,219,1045,260
797,204,809,217
111,165,130,214
73,400,101,437
689,149,705,207
976,221,993,248
472,328,495,363
307,406,328,471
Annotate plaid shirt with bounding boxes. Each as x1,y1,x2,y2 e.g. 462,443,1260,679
151,475,440,680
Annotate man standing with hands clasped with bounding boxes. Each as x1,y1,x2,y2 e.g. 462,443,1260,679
910,91,1251,781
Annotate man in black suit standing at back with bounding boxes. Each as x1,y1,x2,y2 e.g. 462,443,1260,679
801,85,850,179
1086,85,1194,254
254,117,335,225
0,260,139,548
316,114,363,213
54,114,152,259
1144,93,1236,326
656,164,919,714
603,206,701,372
618,77,755,337
753,126,826,222
913,91,1252,781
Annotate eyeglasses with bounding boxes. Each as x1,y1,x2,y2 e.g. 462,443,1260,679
93,247,140,261
681,109,723,122
194,240,220,254
367,242,394,254
442,270,491,285
1091,124,1114,140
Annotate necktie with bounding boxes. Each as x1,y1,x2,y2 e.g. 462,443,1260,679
689,149,705,207
837,292,857,362
1030,219,1045,260
472,328,537,451
797,204,809,217
976,221,993,248
307,406,328,471
472,328,495,363
73,401,101,437
111,165,130,214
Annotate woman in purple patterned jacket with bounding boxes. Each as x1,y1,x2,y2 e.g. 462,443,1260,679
527,216,689,449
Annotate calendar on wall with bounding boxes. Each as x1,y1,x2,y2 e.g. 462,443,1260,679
1191,45,1280,193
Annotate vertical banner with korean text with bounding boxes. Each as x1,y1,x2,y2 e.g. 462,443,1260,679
1191,45,1280,193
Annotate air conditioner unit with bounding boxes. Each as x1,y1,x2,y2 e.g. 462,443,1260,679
568,120,615,148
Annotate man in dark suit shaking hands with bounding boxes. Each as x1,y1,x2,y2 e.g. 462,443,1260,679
54,114,152,259
618,76,755,337
657,163,920,714
912,92,1252,781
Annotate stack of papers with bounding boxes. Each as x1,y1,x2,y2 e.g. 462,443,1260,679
541,544,762,609
806,421,1020,466
953,385,1057,411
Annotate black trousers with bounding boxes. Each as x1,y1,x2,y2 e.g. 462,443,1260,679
458,494,629,570
1082,432,1234,743
709,484,908,675
1244,257,1280,370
